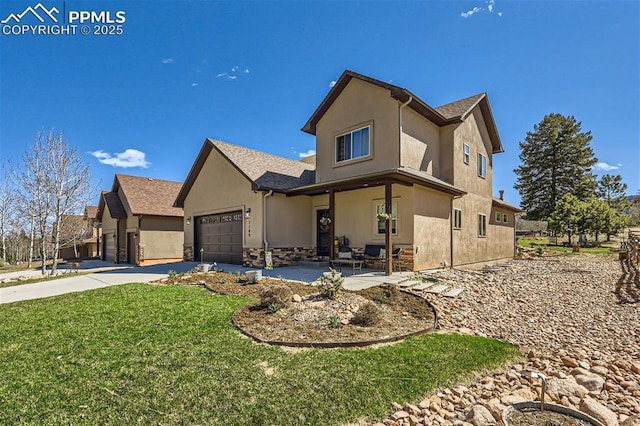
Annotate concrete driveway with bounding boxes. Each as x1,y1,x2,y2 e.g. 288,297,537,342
0,261,195,304
0,260,410,305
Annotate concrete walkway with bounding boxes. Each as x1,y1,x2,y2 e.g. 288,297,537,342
0,260,415,305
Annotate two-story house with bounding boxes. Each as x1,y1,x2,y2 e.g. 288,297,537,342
97,174,184,265
175,70,519,272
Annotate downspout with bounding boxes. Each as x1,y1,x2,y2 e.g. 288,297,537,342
263,190,274,267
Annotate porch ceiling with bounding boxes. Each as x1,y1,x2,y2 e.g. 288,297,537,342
285,168,465,197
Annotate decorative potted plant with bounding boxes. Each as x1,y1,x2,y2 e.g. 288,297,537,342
376,212,390,221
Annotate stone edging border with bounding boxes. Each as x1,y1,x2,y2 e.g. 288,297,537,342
231,289,439,349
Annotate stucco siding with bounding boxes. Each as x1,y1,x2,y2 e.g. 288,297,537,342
265,194,312,247
139,229,183,260
451,108,493,198
315,78,400,183
413,186,452,270
400,107,441,176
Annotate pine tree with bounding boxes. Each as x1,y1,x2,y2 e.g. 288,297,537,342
514,113,598,220
597,174,631,212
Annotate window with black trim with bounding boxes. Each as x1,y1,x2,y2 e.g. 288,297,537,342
478,153,487,178
478,214,487,237
336,126,370,162
453,208,462,229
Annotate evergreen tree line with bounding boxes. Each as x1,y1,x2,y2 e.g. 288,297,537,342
514,113,634,244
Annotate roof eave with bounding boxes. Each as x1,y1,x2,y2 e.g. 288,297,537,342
492,199,522,212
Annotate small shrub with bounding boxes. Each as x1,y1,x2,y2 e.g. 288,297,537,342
328,315,343,329
234,271,247,284
267,303,281,314
317,268,344,299
219,277,228,284
380,283,398,299
260,285,292,310
168,269,177,278
372,294,387,304
351,302,381,327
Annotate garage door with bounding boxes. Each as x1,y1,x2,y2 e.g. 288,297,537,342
195,211,243,264
104,233,116,263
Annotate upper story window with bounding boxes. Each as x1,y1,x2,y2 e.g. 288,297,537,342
478,153,487,178
453,208,462,230
336,126,370,163
463,144,470,165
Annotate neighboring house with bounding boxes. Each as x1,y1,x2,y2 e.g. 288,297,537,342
55,208,100,260
97,174,184,265
175,70,520,271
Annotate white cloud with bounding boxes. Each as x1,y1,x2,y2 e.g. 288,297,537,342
299,149,316,158
191,83,198,87
244,68,250,74
231,66,239,72
329,80,336,88
161,58,174,64
461,1,501,18
461,7,482,18
594,162,621,171
90,149,150,168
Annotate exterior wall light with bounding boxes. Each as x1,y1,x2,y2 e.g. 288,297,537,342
186,217,191,225
245,208,251,219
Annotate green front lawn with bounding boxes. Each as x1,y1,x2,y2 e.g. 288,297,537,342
0,284,519,425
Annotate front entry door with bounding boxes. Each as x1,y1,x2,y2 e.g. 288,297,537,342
317,209,331,257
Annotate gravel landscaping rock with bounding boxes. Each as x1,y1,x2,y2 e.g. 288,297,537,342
373,255,639,425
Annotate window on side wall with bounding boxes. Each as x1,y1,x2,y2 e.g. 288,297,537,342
336,126,370,163
478,154,487,178
376,203,397,235
453,208,462,229
503,213,508,223
463,144,470,165
478,214,487,237
495,211,501,222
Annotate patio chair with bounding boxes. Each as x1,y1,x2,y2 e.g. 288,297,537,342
378,247,403,271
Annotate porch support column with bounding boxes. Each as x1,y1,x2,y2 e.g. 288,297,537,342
385,181,393,275
329,189,335,261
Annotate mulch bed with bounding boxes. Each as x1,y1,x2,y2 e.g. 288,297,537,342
159,271,437,348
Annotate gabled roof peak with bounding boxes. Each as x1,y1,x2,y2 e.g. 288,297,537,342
302,70,502,153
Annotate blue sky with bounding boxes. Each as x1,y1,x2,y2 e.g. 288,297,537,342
1,0,638,209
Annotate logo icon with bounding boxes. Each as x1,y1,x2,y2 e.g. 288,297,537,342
1,2,59,24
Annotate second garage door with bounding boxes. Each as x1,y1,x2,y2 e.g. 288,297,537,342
104,233,116,263
195,211,243,264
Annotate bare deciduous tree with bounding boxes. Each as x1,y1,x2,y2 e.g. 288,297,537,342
17,130,95,274
0,163,17,266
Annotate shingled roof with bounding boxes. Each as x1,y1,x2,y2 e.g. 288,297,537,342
114,174,184,217
435,93,485,119
84,205,98,220
302,70,503,153
174,139,316,207
99,191,127,219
